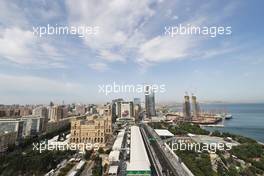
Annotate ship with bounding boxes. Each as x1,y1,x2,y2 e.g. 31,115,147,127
225,113,233,119
215,113,232,120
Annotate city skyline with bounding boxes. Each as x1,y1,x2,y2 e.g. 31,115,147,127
1,0,264,104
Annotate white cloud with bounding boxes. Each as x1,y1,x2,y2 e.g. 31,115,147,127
172,15,179,20
27,0,63,21
65,0,156,62
99,50,124,62
138,35,196,63
65,0,241,69
201,47,238,59
0,1,66,68
0,73,87,104
88,62,109,72
0,27,66,68
0,27,34,64
0,73,82,93
0,0,242,71
0,1,29,27
135,0,241,66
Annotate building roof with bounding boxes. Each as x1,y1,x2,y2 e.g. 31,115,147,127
109,150,120,162
76,160,86,170
109,165,118,174
0,118,24,122
127,126,150,172
154,129,174,137
68,171,78,176
112,129,125,150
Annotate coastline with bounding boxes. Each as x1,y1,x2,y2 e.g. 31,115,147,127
170,103,264,143
258,141,264,145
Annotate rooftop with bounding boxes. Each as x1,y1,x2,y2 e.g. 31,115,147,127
109,150,120,161
154,129,174,137
109,165,118,174
112,129,125,150
127,126,150,172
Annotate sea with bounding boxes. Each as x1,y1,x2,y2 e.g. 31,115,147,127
170,103,264,143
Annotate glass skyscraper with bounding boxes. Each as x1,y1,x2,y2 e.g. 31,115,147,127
145,85,156,118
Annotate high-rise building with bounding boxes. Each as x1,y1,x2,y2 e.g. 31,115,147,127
19,107,32,116
0,115,45,138
49,105,67,122
87,104,97,115
75,104,86,115
21,115,45,136
49,106,60,122
145,85,156,118
133,98,141,105
0,119,25,139
120,101,134,118
133,104,141,121
0,105,33,118
112,99,134,119
116,101,122,118
111,98,123,122
191,94,200,119
98,103,112,119
32,106,48,119
183,94,191,121
32,106,48,132
62,106,68,119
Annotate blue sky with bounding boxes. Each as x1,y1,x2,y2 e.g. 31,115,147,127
0,0,264,104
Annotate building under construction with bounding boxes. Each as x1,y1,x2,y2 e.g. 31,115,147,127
183,93,191,121
183,93,201,121
182,93,222,124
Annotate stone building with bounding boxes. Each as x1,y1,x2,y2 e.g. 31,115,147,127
70,114,112,147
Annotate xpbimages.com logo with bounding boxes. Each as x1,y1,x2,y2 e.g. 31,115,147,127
98,82,166,96
32,142,100,153
32,24,99,38
169,141,233,153
164,24,232,38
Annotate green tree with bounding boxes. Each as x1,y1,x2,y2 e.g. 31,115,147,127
97,147,104,154
84,149,94,160
92,156,102,176
217,161,228,176
227,165,239,176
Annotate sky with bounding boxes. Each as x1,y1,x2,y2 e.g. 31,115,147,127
0,0,264,104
